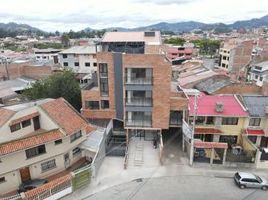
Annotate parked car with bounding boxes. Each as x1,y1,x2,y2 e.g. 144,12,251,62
18,179,48,193
234,172,268,190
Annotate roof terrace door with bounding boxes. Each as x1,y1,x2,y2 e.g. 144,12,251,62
33,116,40,131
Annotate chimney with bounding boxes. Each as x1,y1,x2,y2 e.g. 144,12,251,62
215,102,224,113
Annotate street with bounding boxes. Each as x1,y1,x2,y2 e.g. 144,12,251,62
85,175,268,200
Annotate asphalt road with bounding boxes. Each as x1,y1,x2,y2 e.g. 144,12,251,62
85,175,268,200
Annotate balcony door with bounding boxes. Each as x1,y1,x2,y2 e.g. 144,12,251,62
20,167,31,182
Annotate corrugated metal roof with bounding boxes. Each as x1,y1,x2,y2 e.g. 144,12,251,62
242,96,268,117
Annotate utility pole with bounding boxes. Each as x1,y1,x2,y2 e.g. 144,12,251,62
189,93,198,166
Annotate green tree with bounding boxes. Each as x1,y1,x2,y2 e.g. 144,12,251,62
164,37,186,46
61,33,70,48
23,71,81,110
191,39,221,57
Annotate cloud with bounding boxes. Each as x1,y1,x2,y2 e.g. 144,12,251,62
132,0,201,5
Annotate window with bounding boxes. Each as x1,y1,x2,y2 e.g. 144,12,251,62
99,63,108,77
72,147,82,157
41,159,56,172
222,63,226,68
22,119,31,128
10,123,21,132
0,177,5,184
100,78,109,96
25,145,46,159
222,117,238,125
196,116,205,124
249,118,261,127
93,62,97,67
101,100,109,109
70,130,82,143
255,75,259,79
63,62,68,67
85,62,90,67
223,56,227,60
42,56,47,59
206,117,214,125
37,56,40,59
74,62,79,67
85,101,100,110
259,76,263,82
54,139,62,145
62,54,68,59
248,136,257,144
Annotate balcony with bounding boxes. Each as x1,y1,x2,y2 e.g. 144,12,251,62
125,118,152,127
125,98,152,107
125,76,153,85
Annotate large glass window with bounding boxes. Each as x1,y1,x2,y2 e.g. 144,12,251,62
22,119,31,128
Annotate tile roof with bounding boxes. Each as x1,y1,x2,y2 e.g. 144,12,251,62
189,94,248,117
242,96,268,117
24,174,72,199
9,112,39,126
40,98,89,135
0,108,15,126
0,129,63,156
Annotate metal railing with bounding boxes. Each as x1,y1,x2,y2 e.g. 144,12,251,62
125,97,152,107
125,76,153,85
0,194,22,200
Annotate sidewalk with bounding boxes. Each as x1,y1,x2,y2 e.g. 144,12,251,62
63,156,268,200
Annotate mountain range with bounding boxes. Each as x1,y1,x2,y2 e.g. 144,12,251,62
0,14,268,37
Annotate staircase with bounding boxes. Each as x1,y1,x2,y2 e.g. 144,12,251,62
128,137,144,167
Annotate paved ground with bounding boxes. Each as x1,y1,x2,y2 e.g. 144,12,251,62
85,175,268,200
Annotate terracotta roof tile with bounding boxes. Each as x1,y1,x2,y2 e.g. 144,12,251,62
40,98,89,136
24,174,72,199
85,124,96,135
194,141,228,149
9,112,39,126
0,108,15,126
194,128,223,135
0,129,63,156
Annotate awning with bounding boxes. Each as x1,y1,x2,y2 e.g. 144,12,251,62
243,129,264,136
80,128,105,152
194,140,228,149
194,128,222,135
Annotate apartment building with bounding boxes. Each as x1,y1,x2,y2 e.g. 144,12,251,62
33,48,62,64
58,45,101,74
248,60,268,86
218,40,253,75
81,32,188,160
0,98,95,194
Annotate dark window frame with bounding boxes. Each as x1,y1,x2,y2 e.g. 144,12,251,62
222,117,238,125
63,62,68,67
22,119,31,128
249,118,261,127
85,62,90,67
101,100,109,109
54,139,63,145
25,145,46,159
74,62,79,67
0,177,5,184
70,130,82,143
10,123,21,132
85,101,100,110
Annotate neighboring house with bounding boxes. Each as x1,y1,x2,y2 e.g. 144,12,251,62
166,46,193,60
33,48,62,64
240,96,268,148
185,94,253,165
218,40,253,75
0,98,95,194
248,60,268,86
58,46,100,74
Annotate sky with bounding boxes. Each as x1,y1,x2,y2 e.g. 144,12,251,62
0,0,268,32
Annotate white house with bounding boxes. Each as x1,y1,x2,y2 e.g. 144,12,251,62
249,60,268,87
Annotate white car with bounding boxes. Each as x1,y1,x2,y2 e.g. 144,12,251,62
234,172,268,190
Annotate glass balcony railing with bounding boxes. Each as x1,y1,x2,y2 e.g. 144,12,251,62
125,76,153,85
125,98,152,107
125,118,152,127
